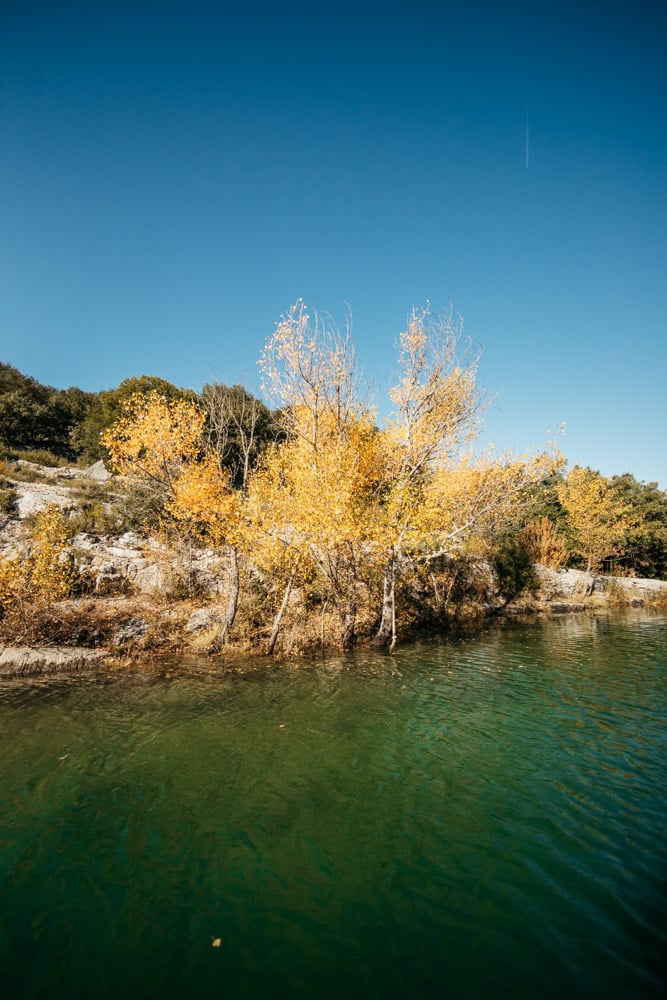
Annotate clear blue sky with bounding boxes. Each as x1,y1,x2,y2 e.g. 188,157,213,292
2,0,665,486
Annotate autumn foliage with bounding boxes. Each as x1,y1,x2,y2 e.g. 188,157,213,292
557,466,635,577
92,301,565,652
1,304,663,655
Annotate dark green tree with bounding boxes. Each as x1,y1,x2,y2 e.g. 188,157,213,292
201,382,282,489
0,362,97,459
609,474,667,579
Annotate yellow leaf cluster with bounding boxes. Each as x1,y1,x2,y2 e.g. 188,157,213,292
101,392,241,548
244,411,384,604
168,454,238,546
101,392,206,484
410,450,554,557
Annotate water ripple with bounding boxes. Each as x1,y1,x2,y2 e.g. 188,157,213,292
1,612,666,999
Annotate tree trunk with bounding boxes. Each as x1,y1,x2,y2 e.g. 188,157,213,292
372,556,396,650
340,584,357,651
219,545,239,644
266,563,298,655
320,595,329,652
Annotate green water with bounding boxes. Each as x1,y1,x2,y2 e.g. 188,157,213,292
1,613,666,999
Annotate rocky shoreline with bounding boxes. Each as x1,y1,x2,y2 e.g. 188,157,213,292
1,567,665,677
535,564,667,606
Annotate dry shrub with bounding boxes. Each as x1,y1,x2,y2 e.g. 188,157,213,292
648,589,667,610
519,517,568,569
0,504,76,641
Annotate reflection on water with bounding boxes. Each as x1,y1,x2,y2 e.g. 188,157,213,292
1,612,666,998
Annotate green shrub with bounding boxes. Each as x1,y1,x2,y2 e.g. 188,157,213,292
0,478,18,514
68,501,122,536
493,536,538,602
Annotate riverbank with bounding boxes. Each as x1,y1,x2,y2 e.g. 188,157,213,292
1,459,666,674
1,573,665,676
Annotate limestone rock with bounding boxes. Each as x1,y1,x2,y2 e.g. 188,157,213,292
0,645,108,676
112,618,149,646
85,460,110,482
535,565,589,598
14,482,75,518
185,607,223,633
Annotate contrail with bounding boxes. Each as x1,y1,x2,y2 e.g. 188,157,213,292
525,108,530,169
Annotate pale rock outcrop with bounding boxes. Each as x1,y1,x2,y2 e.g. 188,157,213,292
0,645,108,676
185,607,224,633
535,564,667,604
4,459,109,518
535,566,589,599
71,531,227,594
13,481,76,518
85,460,111,482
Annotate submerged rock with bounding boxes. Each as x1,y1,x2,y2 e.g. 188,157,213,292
548,601,586,614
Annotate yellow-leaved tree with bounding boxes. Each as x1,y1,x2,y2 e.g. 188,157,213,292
102,392,242,642
255,301,560,651
246,409,385,651
101,391,206,486
557,466,636,590
254,302,383,649
368,307,560,647
372,306,487,646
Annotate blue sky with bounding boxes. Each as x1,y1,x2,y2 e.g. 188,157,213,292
2,0,665,486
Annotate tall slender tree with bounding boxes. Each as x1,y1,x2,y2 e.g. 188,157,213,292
255,301,379,649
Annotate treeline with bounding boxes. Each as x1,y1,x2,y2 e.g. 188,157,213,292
0,361,96,459
0,362,281,484
518,469,667,581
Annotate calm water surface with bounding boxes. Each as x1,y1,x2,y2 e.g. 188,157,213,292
1,612,666,999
